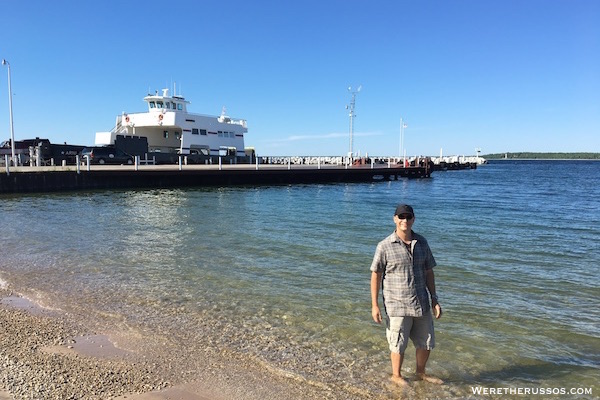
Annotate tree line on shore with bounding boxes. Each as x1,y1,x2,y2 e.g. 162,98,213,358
483,152,600,160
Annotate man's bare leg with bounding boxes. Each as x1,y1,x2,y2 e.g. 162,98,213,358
390,351,408,386
415,348,443,384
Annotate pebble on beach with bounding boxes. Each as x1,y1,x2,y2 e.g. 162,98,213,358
0,296,169,400
0,292,354,400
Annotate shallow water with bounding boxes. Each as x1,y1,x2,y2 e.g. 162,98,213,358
1,160,599,398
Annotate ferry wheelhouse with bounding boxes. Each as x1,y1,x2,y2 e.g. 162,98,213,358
95,88,248,158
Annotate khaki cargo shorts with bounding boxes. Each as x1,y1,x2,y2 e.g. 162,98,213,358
386,312,435,354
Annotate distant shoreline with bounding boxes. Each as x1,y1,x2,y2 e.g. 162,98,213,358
487,158,600,161
482,152,600,160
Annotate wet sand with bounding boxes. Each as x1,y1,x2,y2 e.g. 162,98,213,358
0,290,346,400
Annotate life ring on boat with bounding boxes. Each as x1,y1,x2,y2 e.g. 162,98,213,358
125,116,130,123
158,114,163,121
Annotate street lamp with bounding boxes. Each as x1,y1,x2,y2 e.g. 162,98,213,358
2,59,15,165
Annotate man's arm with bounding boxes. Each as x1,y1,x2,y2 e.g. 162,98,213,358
425,268,442,319
371,271,383,323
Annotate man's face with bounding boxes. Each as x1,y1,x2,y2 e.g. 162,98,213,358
394,213,415,233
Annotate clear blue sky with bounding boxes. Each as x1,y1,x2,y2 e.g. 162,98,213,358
1,0,599,157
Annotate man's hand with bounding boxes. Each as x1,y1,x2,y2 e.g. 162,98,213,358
372,305,382,323
433,303,442,319
370,271,383,324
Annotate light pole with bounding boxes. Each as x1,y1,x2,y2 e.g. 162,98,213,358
2,59,15,165
400,118,407,163
346,85,361,160
399,117,403,157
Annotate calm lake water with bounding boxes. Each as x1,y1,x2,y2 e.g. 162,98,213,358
1,160,598,399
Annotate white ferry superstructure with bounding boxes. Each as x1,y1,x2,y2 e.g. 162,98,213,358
95,88,248,157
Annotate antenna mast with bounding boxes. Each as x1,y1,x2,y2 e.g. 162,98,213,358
346,85,361,158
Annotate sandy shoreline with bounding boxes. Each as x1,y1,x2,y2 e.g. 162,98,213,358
0,289,353,400
0,291,187,399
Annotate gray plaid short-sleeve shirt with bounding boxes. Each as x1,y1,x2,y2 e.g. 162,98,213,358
370,231,437,317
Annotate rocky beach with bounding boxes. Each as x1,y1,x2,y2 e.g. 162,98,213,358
0,289,342,400
0,290,177,399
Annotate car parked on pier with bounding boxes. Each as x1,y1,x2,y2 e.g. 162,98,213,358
80,146,134,165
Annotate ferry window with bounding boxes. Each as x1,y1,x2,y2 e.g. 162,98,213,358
192,128,199,135
177,104,183,110
200,129,207,135
157,102,164,108
166,103,171,109
163,131,169,139
172,102,176,109
149,102,156,108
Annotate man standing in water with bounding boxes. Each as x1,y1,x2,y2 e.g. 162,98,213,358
370,204,443,386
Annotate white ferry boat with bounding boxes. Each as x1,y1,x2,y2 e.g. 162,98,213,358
95,88,249,159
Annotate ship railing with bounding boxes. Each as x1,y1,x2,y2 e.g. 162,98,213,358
218,118,247,128
109,119,127,136
192,113,247,128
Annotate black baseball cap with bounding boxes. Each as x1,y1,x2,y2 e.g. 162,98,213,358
395,204,414,216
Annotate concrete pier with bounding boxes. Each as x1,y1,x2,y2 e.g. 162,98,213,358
0,163,431,194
